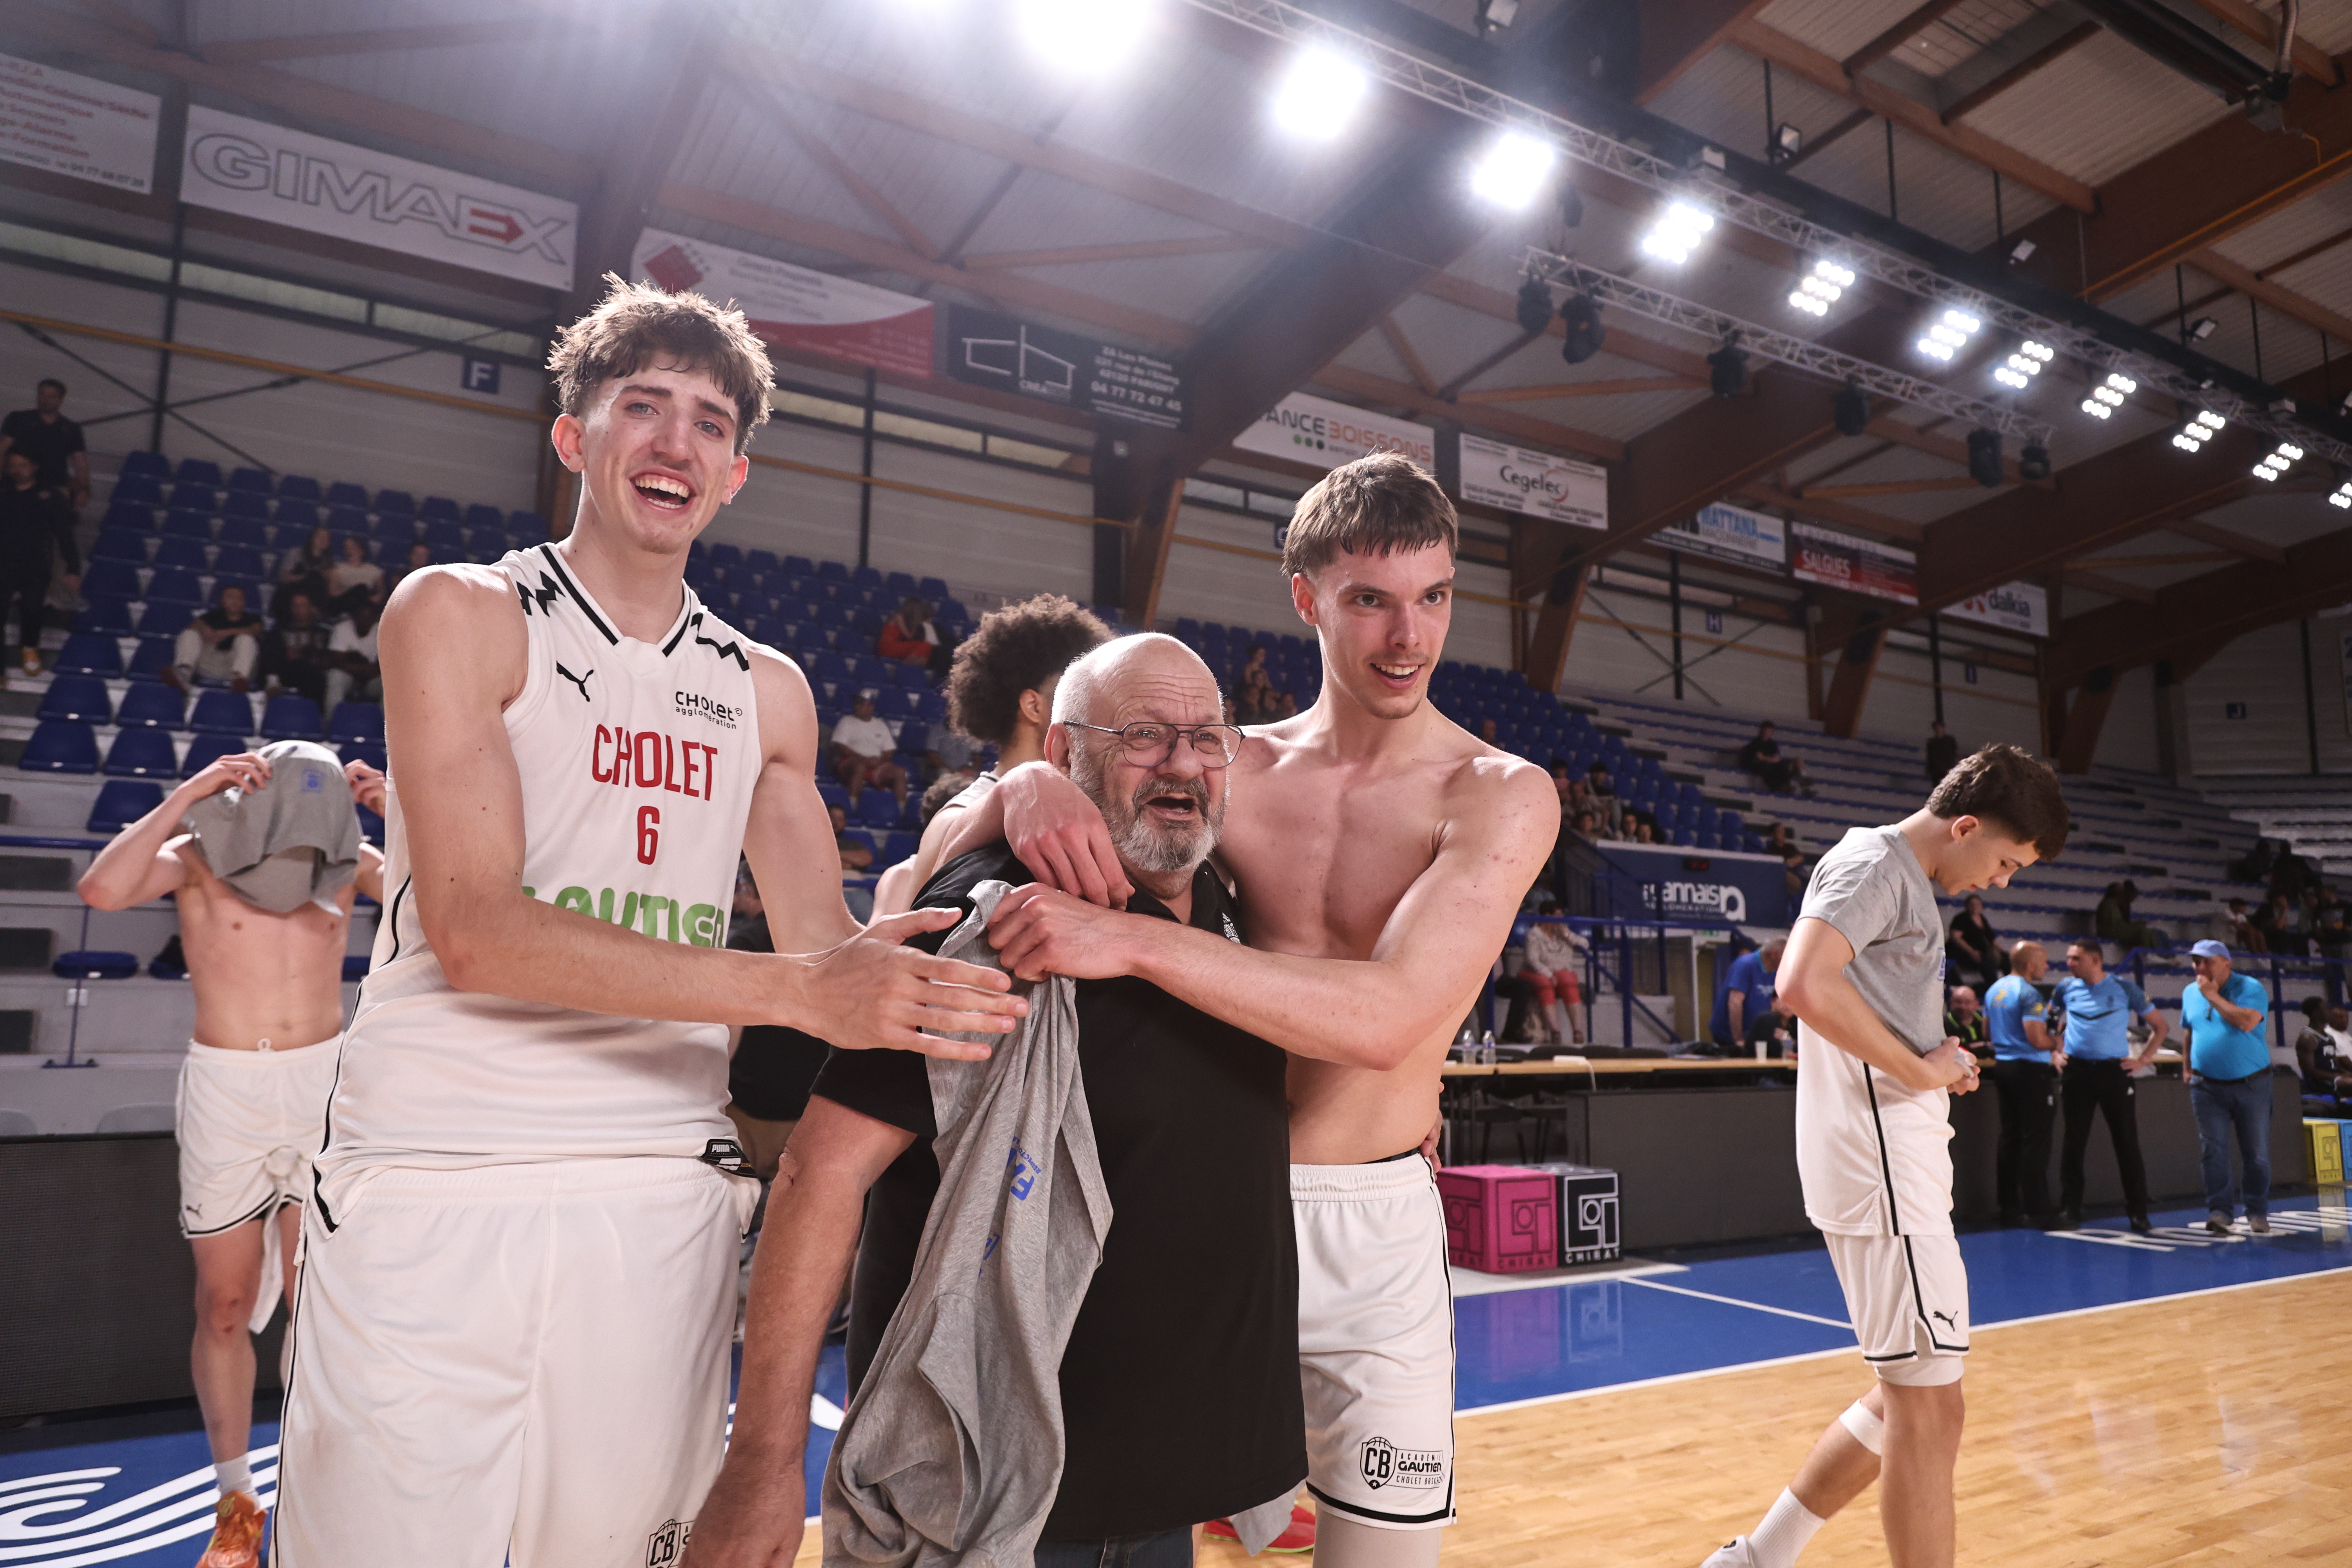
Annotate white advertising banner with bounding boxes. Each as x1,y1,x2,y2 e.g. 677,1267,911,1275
1457,433,1606,530
1235,391,1436,470
1943,580,2049,638
633,228,933,378
0,52,159,193
1661,501,1786,571
1789,521,1919,605
180,106,576,289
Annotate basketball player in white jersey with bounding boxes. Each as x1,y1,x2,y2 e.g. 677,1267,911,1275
1703,745,2067,1568
78,748,383,1568
946,455,1558,1566
273,279,1025,1568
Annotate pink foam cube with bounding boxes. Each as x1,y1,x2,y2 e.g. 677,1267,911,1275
1436,1164,1560,1274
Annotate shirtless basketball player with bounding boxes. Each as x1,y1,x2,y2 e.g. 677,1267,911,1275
78,748,385,1568
270,279,1024,1568
948,453,1557,1566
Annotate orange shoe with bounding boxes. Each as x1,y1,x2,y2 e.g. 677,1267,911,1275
1202,1503,1316,1553
194,1490,266,1568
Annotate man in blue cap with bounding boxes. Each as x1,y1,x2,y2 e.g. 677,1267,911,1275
2180,939,2275,1236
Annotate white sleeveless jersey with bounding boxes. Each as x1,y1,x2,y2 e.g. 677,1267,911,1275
317,545,762,1204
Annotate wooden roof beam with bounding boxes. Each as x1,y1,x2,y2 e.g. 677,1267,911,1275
2177,0,2341,86
198,20,561,66
1635,0,1775,103
1843,0,1971,77
1941,22,2102,122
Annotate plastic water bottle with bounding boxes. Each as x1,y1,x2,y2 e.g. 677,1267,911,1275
1480,1029,1497,1066
1456,1023,1475,1062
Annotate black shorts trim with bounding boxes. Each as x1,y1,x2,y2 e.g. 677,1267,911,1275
1862,1067,1906,1234
1861,1350,1918,1363
1901,1235,1969,1353
1307,1485,1454,1526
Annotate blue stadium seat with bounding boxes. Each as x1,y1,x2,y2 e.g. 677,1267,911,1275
152,535,209,572
82,560,140,599
56,950,138,980
276,474,321,502
88,778,165,832
20,719,99,773
354,802,385,842
217,518,269,552
850,565,882,591
917,575,950,603
467,526,506,558
126,636,174,682
815,559,848,582
227,466,272,495
339,737,387,772
261,693,323,740
327,505,369,535
423,518,464,552
720,566,762,603
91,528,149,563
160,510,211,541
508,510,548,539
419,496,461,521
169,483,217,514
38,675,111,724
179,732,245,777
777,554,811,577
883,571,916,598
853,791,900,829
375,489,415,517
464,503,503,531
122,450,169,478
746,549,779,574
71,598,132,637
174,457,223,488
875,689,918,720
327,701,384,745
898,721,929,755
275,499,320,528
838,827,877,862
707,543,743,570
878,831,919,869
325,481,367,508
145,569,204,606
116,682,185,729
220,491,270,520
212,544,265,580
849,653,890,688
102,501,156,532
102,728,177,779
53,632,123,678
343,953,372,981
187,691,254,736
111,475,164,508
915,691,946,722
816,780,848,809
889,660,928,689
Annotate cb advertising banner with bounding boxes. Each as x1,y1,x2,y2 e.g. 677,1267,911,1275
1235,390,1435,470
1790,520,1918,605
1942,581,2048,638
942,303,1185,428
0,52,158,193
1661,501,1786,571
635,228,933,379
1457,433,1606,530
180,105,576,289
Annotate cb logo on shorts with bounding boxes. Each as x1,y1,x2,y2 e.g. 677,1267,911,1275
1358,1436,1445,1491
1360,1436,1398,1489
647,1519,691,1566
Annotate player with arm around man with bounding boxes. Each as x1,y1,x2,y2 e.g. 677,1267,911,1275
270,278,1024,1568
1701,744,2070,1568
947,454,1559,1565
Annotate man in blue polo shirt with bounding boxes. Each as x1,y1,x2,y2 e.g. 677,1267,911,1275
2180,939,2274,1236
1984,941,2061,1226
2049,940,2167,1233
1710,935,1783,1049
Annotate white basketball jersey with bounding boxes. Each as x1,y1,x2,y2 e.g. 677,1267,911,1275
317,545,762,1207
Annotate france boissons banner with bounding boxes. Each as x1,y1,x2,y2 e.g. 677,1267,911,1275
634,228,933,379
1235,391,1435,470
179,106,576,290
1789,521,1918,605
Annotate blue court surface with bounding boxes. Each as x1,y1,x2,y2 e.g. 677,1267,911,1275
5,1200,2346,1564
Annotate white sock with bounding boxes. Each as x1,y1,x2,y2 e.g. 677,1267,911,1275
1748,1487,1826,1568
214,1455,252,1498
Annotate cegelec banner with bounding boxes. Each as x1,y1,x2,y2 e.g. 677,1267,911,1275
1457,433,1607,530
0,51,158,194
635,228,933,379
180,105,576,290
1789,520,1918,605
1943,580,2048,638
1235,390,1436,470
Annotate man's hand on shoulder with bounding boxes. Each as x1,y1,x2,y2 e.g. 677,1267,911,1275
987,882,1160,983
792,907,1028,1060
1001,762,1132,909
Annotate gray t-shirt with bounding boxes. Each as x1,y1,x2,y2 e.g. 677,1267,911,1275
1798,825,1945,1056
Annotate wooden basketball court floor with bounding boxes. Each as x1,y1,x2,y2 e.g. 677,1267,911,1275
4,1197,2345,1565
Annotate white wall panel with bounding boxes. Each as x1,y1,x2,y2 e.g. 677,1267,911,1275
867,445,1093,607
711,421,867,567
2184,621,2322,775
0,261,167,465
2092,663,2160,775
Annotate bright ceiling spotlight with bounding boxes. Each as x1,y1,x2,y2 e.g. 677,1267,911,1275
1915,306,1980,362
1016,0,1152,73
2252,438,2303,480
1993,339,2053,389
1639,199,1715,265
1469,129,1557,210
2331,477,2352,509
2172,409,2224,452
1788,258,1853,318
2079,373,2134,419
1270,45,1370,140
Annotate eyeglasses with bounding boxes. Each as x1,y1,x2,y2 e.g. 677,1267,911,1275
1064,720,1244,769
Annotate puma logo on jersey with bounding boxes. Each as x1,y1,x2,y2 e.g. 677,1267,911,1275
556,664,595,702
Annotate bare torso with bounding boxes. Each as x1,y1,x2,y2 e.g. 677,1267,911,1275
169,840,356,1052
1221,715,1525,1165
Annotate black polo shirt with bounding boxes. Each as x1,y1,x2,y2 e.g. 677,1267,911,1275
0,410,83,491
812,842,1304,1542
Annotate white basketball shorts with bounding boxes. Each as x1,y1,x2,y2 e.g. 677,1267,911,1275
176,1038,340,1332
274,1156,757,1568
1294,1156,1457,1531
1823,1232,1971,1387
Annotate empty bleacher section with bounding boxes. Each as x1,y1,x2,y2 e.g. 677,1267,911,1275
2204,777,2352,880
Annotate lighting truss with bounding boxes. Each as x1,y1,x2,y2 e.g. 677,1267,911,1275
1521,249,2053,443
1176,0,2352,466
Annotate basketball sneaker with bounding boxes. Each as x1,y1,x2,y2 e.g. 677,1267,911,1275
195,1490,265,1568
1700,1537,1758,1567
1202,1503,1316,1553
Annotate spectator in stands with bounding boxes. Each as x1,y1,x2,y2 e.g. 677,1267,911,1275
1944,985,1987,1048
877,594,940,670
2312,884,2347,969
1762,822,1799,857
1780,843,1809,900
1711,936,1783,1051
831,688,908,811
385,539,434,599
1946,893,2003,991
0,447,79,678
1629,816,1657,844
0,377,88,517
325,599,382,716
2251,889,2306,956
2095,879,2165,953
275,524,334,619
1586,760,1619,831
1477,717,1501,747
828,802,876,923
1570,808,1606,843
1737,720,1814,797
2296,998,2352,1105
1520,901,1586,1046
2179,940,2274,1236
2220,896,2267,955
1924,719,1960,781
2050,939,2165,1233
260,590,334,706
1985,941,2060,1227
326,533,383,614
1744,995,1796,1058
168,583,263,693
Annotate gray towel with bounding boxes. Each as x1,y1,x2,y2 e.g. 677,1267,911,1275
823,881,1112,1568
184,740,359,914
